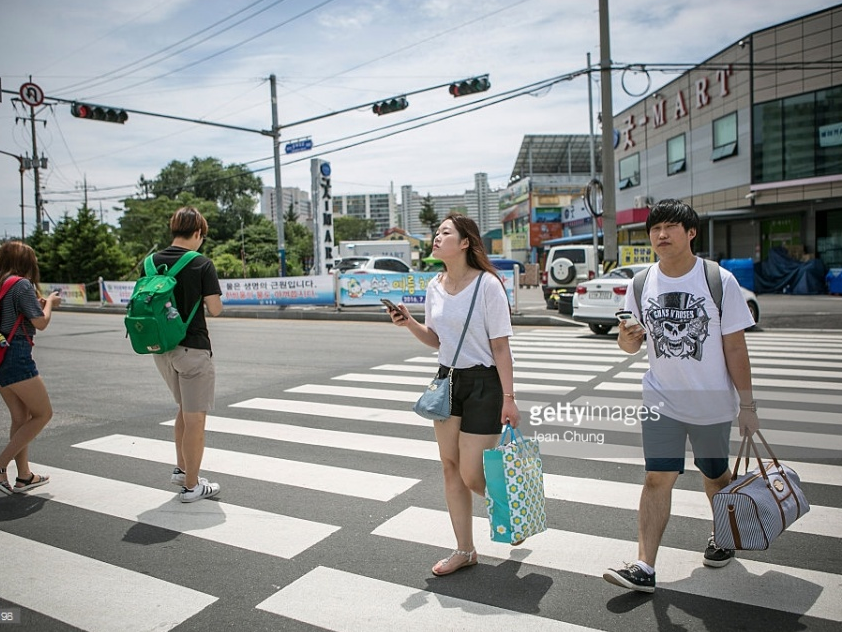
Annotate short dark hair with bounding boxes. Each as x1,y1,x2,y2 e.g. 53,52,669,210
170,206,208,239
645,199,699,233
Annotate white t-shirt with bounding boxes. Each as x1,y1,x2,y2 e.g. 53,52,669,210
624,258,755,425
425,271,513,368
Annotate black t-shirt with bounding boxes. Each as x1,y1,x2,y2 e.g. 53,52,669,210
150,246,221,351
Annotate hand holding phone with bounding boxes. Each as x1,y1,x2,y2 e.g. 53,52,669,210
380,298,398,311
615,310,642,329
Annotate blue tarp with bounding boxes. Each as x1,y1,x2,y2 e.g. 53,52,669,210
753,247,827,295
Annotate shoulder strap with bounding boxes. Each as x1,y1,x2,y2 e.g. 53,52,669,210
450,272,484,366
702,258,723,317
143,250,202,277
632,267,652,318
0,275,23,302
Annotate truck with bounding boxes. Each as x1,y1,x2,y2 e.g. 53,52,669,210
337,240,413,267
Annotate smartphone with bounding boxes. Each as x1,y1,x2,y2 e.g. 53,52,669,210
380,298,398,311
615,310,642,328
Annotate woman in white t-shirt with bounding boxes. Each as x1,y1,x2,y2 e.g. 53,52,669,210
389,213,520,576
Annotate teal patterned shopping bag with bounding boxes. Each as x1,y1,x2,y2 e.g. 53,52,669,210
483,425,547,544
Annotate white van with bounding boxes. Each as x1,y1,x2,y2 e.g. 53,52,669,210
541,245,602,311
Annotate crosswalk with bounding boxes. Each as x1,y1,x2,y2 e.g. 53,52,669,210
2,328,841,631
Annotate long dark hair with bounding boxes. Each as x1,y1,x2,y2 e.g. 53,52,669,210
0,241,42,295
441,213,504,286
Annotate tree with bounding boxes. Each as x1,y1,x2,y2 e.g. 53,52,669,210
37,207,132,298
284,210,313,276
149,157,263,242
118,193,218,267
334,215,376,242
209,214,281,278
419,194,439,238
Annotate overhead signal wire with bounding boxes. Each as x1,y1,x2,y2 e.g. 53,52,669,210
85,0,338,101
55,0,285,95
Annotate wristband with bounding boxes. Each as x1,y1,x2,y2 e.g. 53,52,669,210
739,400,757,412
503,393,516,400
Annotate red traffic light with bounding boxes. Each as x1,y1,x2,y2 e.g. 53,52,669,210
449,75,491,97
372,96,409,116
71,102,128,124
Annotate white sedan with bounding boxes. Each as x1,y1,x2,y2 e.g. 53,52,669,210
572,263,760,335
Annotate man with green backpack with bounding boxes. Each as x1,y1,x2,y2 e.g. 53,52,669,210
127,207,223,503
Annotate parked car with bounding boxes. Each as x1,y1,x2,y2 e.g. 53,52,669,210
541,244,603,313
572,262,761,335
421,256,525,274
333,256,412,274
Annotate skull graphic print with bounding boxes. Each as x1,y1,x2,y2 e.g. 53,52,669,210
644,291,711,361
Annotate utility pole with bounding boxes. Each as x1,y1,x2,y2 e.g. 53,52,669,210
587,52,600,278
270,74,287,276
599,0,617,269
0,150,27,239
29,105,43,228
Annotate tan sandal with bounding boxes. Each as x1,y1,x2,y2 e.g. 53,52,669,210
432,548,477,576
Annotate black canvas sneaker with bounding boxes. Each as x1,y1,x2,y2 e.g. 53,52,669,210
703,534,736,567
603,563,656,593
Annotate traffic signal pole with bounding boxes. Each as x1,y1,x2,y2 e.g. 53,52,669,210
599,0,617,270
270,74,286,277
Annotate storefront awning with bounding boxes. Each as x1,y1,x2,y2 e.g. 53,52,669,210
542,231,603,247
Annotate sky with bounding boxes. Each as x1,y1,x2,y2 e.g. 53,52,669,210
0,0,836,237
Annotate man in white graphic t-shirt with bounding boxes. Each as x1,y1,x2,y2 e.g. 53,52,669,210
603,199,760,593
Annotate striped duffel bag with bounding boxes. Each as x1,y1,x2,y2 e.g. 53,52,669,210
712,431,809,550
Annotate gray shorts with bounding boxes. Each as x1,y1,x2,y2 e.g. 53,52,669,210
153,346,215,413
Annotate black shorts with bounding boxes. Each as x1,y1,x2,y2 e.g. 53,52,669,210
437,364,503,435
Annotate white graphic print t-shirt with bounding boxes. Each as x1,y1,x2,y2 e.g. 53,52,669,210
624,259,755,425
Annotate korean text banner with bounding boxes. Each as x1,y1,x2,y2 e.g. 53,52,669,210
339,271,515,306
221,276,334,306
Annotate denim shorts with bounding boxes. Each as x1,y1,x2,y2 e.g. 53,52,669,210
437,364,503,435
641,411,731,479
0,335,39,387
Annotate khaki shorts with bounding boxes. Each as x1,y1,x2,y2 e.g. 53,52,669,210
153,346,215,413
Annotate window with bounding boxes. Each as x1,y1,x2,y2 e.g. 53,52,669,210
711,112,738,161
618,153,640,189
667,134,686,175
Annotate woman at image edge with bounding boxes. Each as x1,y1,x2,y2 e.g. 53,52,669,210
0,241,60,496
389,213,520,576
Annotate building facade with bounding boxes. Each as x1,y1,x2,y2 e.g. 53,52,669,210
500,134,603,264
332,191,397,237
611,5,842,270
399,173,501,237
260,186,312,229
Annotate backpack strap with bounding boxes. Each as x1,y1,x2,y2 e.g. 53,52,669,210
702,258,723,318
143,250,203,277
632,266,651,321
0,276,33,346
633,259,723,319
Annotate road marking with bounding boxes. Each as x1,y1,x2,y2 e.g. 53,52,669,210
628,362,842,380
288,382,574,399
232,397,428,426
256,566,597,632
595,379,842,405
0,530,217,632
371,364,609,381
331,372,595,386
167,415,442,461
373,507,842,622
74,434,419,501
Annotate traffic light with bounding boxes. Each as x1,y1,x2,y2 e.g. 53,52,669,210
372,97,408,116
449,75,491,97
71,102,128,124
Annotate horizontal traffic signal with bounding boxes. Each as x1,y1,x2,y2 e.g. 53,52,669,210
449,75,491,97
372,97,408,116
71,102,128,124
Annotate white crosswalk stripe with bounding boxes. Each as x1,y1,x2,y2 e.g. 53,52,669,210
3,328,840,631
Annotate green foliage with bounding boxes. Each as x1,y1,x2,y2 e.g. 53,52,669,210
334,215,376,242
209,214,284,278
29,207,132,299
418,194,439,238
284,215,313,276
149,157,263,243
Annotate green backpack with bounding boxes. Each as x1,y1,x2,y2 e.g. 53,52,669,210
125,251,203,354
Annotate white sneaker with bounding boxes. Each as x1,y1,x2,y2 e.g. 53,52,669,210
171,467,186,487
180,480,220,503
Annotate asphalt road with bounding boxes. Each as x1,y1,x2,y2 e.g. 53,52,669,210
1,313,840,631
